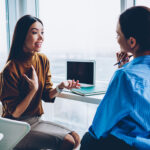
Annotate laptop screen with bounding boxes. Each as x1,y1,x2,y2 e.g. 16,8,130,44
67,60,95,86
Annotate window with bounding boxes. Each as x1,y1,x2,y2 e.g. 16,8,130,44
0,0,7,71
39,0,121,133
135,0,150,6
39,0,120,83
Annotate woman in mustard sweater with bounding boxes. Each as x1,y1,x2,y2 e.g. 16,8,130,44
0,15,80,150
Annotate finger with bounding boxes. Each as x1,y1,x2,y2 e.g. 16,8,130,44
23,74,31,83
31,65,35,74
116,51,124,61
31,65,38,79
69,80,73,88
76,84,81,88
120,52,126,58
64,80,72,89
76,80,79,85
72,80,77,87
116,53,119,61
75,80,81,88
118,53,127,63
73,80,78,88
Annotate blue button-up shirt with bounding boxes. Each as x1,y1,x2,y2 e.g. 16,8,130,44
89,55,150,150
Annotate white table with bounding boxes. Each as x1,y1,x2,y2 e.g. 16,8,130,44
57,89,104,105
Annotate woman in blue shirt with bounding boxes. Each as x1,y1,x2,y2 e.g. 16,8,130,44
80,6,150,150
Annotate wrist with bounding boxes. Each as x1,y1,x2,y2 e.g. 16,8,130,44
56,85,63,93
58,82,64,89
29,89,37,95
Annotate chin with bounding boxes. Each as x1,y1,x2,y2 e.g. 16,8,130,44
34,49,41,52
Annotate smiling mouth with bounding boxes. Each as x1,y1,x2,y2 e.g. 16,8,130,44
35,42,42,48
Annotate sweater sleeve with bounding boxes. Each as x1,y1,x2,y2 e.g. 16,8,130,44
41,57,55,102
0,68,20,117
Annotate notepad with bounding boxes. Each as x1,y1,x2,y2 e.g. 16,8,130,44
71,85,107,96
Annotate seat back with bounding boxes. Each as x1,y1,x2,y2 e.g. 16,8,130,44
0,117,30,150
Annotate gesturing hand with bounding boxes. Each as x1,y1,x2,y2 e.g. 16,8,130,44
23,65,39,92
116,52,133,68
59,80,80,90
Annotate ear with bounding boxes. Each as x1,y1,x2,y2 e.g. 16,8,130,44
127,37,136,49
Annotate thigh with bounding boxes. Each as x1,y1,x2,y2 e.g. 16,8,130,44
80,132,99,150
80,132,136,150
100,135,137,150
32,120,71,140
14,119,71,150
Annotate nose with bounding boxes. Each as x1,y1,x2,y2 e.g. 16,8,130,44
38,33,44,41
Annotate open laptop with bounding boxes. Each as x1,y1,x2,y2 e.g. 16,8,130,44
66,60,108,96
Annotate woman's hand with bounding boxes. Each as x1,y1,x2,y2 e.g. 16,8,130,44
23,65,39,93
58,80,81,90
116,52,133,68
13,65,39,118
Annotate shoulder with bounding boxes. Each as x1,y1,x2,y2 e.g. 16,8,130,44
2,60,17,75
1,60,20,82
36,53,49,61
114,64,140,80
36,52,50,65
106,68,133,93
112,68,130,82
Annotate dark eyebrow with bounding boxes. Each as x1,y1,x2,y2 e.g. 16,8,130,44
31,28,44,31
31,28,38,31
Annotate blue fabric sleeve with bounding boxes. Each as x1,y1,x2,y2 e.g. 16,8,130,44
89,69,134,139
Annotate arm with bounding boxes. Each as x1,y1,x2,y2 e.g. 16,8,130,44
49,80,80,99
89,69,134,139
12,90,36,118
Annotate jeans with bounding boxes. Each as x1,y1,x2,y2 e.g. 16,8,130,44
80,132,137,150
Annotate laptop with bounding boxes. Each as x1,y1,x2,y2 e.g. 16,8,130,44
66,60,108,96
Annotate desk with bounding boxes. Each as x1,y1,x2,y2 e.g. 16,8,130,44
57,90,104,105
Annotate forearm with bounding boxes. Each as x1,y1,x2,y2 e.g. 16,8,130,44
12,90,36,118
49,87,61,99
49,80,80,99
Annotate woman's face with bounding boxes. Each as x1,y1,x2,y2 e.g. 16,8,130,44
116,22,131,53
23,21,44,53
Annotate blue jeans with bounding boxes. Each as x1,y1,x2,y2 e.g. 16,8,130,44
80,132,137,150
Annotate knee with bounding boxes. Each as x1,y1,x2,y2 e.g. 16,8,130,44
63,133,75,148
63,131,80,149
69,131,80,148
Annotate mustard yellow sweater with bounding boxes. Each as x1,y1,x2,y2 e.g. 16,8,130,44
0,52,54,118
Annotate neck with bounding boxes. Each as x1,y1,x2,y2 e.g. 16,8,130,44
19,51,35,62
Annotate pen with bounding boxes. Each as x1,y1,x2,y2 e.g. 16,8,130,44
113,55,133,66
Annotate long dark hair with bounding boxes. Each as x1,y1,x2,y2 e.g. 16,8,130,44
7,15,43,62
119,6,150,51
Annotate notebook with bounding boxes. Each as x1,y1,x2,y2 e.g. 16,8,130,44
66,60,108,96
71,85,107,96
